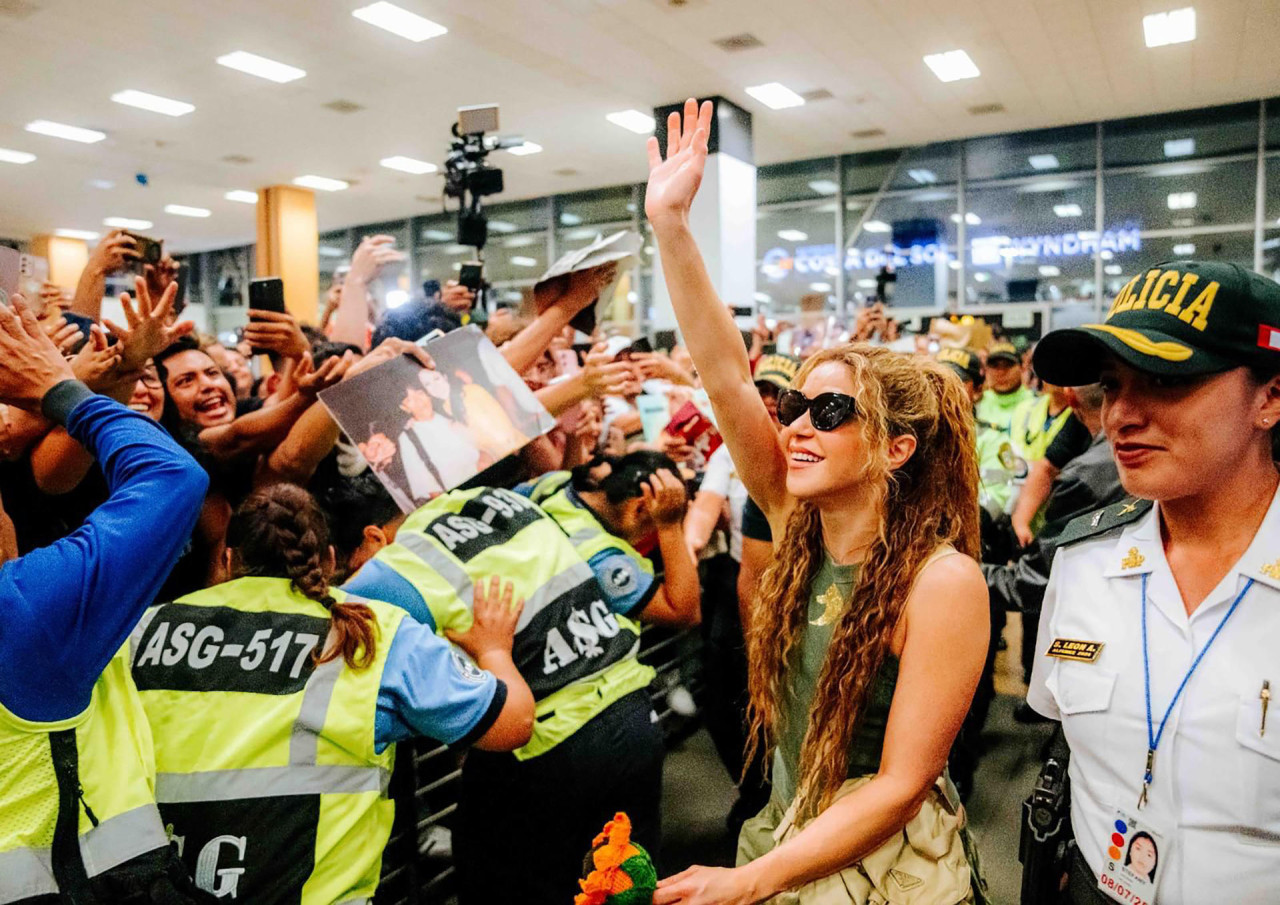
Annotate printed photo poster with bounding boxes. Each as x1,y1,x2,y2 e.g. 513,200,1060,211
319,326,556,513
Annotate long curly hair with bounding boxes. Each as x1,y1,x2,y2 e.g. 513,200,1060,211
226,483,379,670
743,344,979,821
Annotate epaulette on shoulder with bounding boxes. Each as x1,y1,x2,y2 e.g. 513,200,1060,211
1057,498,1152,548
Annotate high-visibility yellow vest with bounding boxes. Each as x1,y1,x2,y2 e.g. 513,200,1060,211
1009,394,1073,462
0,646,170,902
131,577,404,905
370,486,653,760
524,472,655,581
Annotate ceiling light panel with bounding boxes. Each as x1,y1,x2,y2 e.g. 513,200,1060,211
923,50,980,82
351,2,447,41
908,169,938,184
863,220,891,233
0,148,35,164
1039,265,1061,277
1144,7,1196,47
1167,191,1197,210
25,120,105,143
1105,265,1124,275
224,190,258,204
111,89,194,117
744,82,805,110
807,179,839,195
380,155,438,174
165,204,211,218
506,141,542,156
103,216,152,229
1164,138,1195,157
216,51,306,83
606,110,655,134
1172,243,1196,255
294,175,349,191
55,228,99,240
1054,203,1083,217
777,229,808,241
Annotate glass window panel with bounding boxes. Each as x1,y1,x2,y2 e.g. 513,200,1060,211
1267,98,1280,150
556,186,634,228
1105,158,1256,231
759,158,839,205
756,203,837,316
842,149,901,195
1263,228,1280,283
317,229,352,298
482,198,551,234
484,232,548,286
359,220,412,309
1103,102,1257,167
966,123,1096,182
1265,156,1280,223
846,189,957,308
417,212,456,246
964,176,1099,304
1103,229,1255,297
889,142,960,190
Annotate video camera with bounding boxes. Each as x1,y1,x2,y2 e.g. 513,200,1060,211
443,104,524,251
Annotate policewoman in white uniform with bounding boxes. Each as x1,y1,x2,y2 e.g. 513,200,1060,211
1028,260,1280,904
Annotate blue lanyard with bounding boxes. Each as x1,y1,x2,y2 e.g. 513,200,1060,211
1138,572,1253,808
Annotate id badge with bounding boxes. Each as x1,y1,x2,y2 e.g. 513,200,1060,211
1096,809,1166,905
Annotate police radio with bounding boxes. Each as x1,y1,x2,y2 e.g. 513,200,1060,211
1019,726,1072,905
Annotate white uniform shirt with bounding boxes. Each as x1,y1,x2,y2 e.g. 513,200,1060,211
699,445,748,562
1029,488,1280,904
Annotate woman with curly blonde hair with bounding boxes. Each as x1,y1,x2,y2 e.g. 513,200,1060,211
647,100,989,905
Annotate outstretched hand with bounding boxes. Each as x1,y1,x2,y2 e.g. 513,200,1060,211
0,296,76,411
104,276,193,372
644,98,713,229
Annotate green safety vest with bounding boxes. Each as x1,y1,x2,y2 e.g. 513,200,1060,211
130,577,404,905
0,646,170,903
370,486,654,761
1009,394,1073,462
525,471,655,578
976,426,1017,516
974,385,1035,435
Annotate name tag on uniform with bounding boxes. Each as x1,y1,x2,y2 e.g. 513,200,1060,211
1047,638,1105,663
1097,809,1167,904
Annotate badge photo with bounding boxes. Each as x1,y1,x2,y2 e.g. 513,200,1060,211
1097,809,1166,905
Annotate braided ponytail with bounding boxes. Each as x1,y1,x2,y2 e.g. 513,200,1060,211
227,484,378,670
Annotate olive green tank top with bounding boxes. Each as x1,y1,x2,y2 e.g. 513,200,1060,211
772,553,898,806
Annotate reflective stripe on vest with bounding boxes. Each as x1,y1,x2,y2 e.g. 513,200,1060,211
0,805,168,905
376,486,654,759
0,646,164,905
134,578,401,905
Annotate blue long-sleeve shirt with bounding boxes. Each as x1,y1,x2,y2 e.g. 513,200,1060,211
0,383,209,722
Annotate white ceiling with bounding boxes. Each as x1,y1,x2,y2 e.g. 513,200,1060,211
1,0,1278,252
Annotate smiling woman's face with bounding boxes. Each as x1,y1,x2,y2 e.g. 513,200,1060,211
163,349,236,429
780,361,875,503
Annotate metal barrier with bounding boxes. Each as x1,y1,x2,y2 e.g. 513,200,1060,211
374,624,706,905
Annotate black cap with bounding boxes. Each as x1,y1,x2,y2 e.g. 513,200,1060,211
936,347,984,385
986,340,1021,365
1034,261,1280,385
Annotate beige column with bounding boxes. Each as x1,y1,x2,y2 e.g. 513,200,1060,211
28,235,89,289
255,185,318,323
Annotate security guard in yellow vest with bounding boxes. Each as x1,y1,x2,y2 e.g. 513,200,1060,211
1009,386,1073,464
0,344,214,904
132,484,533,905
341,469,695,905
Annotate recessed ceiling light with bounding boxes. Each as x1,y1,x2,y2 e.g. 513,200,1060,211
506,141,543,156
605,110,655,134
318,246,345,258
1039,265,1061,277
216,51,306,83
0,148,35,164
88,179,115,190
863,220,891,233
503,235,538,248
950,212,982,225
294,174,349,192
111,89,194,117
565,227,599,241
1028,154,1060,170
855,278,876,289
560,212,583,225
422,228,452,241
25,120,105,144
1101,250,1114,260
923,50,980,82
165,204,211,218
1105,264,1123,275
351,2,447,41
225,190,258,204
777,229,808,241
55,228,99,240
908,169,938,184
1144,7,1196,47
949,260,961,270
744,82,805,110
1173,242,1196,256
104,216,152,230
1167,191,1197,210
1054,203,1083,217
808,282,832,292
510,255,538,267
1164,138,1195,158
974,272,991,282
807,179,839,195
488,220,517,233
380,155,437,175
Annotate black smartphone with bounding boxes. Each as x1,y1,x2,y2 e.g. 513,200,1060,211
628,337,653,356
124,233,163,275
458,262,483,293
248,277,286,314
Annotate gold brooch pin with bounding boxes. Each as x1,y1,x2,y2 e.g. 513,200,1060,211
1119,501,1138,515
811,584,845,626
1261,559,1280,579
1121,547,1145,570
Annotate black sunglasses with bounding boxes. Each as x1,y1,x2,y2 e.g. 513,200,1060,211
776,389,859,431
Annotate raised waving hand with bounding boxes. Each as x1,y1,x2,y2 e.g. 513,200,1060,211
644,98,713,229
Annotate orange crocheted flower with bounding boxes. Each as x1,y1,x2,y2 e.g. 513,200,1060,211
575,813,640,905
